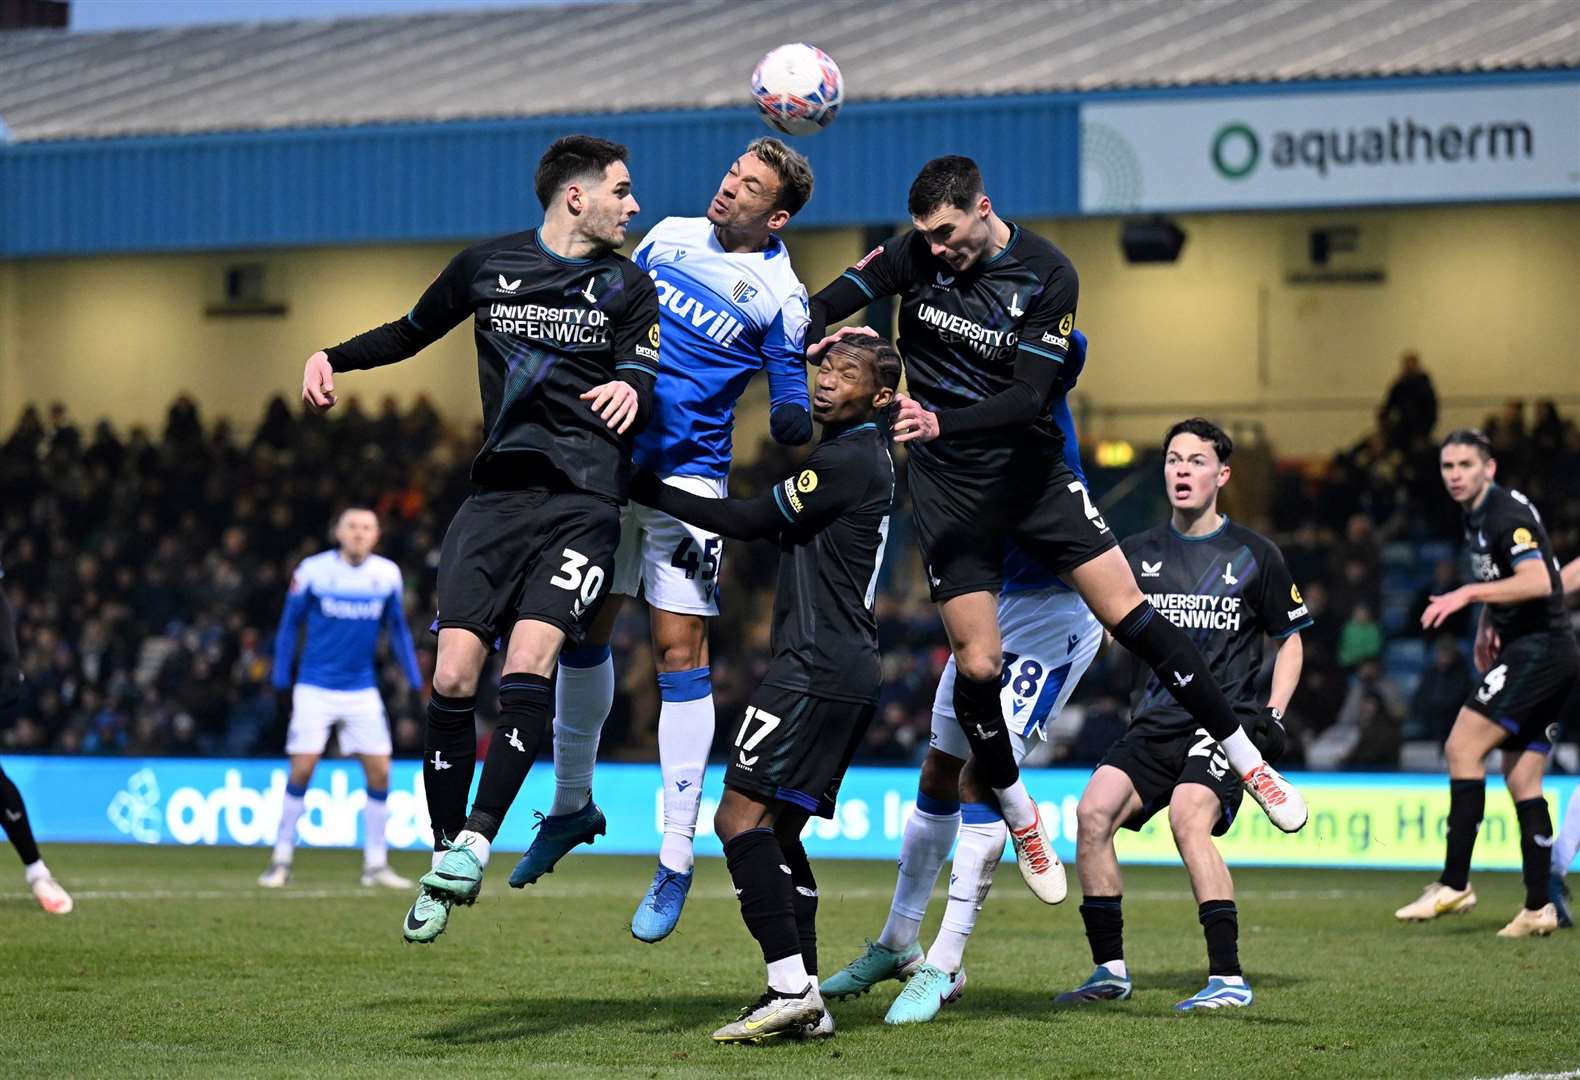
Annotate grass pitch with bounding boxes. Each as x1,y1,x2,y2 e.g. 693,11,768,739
1,845,1575,1078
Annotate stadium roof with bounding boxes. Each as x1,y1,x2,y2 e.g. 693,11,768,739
2,0,1578,143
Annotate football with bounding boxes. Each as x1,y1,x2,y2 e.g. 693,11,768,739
750,43,843,136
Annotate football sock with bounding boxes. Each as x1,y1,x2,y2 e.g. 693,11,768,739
450,829,491,867
780,833,820,976
23,859,51,886
363,787,389,869
1113,601,1257,769
723,828,805,993
929,803,1007,974
549,645,612,817
1551,787,1580,878
423,690,477,850
878,794,960,950
1440,778,1485,891
1079,895,1124,968
952,673,1021,791
1515,797,1555,911
1199,900,1241,978
465,673,552,841
0,766,41,867
272,782,307,865
656,668,713,873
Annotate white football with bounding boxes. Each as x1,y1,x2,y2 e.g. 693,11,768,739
750,43,844,136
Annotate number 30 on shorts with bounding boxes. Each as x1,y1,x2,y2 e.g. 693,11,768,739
549,547,606,605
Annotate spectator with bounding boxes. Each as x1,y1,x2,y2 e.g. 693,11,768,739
1337,602,1384,671
1406,559,1472,640
1380,350,1437,451
1407,636,1475,743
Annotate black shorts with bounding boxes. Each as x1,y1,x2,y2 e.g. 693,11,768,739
1463,631,1579,754
908,455,1118,603
434,488,620,648
724,685,876,819
1099,725,1243,837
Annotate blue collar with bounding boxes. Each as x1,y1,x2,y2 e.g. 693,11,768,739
534,230,592,265
824,420,878,440
1169,514,1230,542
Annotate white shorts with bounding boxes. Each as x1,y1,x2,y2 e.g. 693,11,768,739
286,684,392,757
611,474,726,617
930,588,1103,763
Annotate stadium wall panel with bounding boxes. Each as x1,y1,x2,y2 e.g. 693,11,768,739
0,98,1081,258
11,756,1575,872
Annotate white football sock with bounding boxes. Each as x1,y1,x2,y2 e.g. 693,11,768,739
877,803,960,951
1102,959,1129,978
1552,786,1580,877
927,815,1007,973
452,829,491,866
363,788,390,869
273,784,307,865
1220,728,1263,776
657,676,714,874
23,860,49,886
551,649,614,817
993,779,1036,832
767,954,811,995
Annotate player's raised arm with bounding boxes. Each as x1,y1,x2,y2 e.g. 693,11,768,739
805,235,908,357
302,247,481,413
765,290,813,445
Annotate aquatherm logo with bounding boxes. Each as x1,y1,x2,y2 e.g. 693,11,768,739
1211,115,1534,181
1212,122,1259,179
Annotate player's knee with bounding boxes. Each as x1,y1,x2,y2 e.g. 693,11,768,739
1167,800,1213,840
654,640,706,673
919,749,963,801
431,666,478,699
1076,798,1118,843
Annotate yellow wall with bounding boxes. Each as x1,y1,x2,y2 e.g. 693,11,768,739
4,204,1577,457
1031,202,1580,453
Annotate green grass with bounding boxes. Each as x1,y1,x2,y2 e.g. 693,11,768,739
1,845,1576,1078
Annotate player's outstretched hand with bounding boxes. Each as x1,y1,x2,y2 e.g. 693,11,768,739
891,393,939,444
302,351,337,413
582,380,639,435
807,324,879,361
1474,621,1502,671
1420,587,1471,631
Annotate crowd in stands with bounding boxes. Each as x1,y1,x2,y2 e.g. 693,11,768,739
3,363,1578,770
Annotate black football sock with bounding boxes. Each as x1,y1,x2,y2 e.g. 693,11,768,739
1113,601,1241,744
1515,797,1555,911
1079,895,1124,967
723,828,802,967
1440,778,1485,891
780,833,819,975
953,672,1020,789
465,673,552,841
1199,900,1241,978
423,691,477,850
0,765,41,867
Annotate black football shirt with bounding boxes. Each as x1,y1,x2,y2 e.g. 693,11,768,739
762,421,896,704
326,229,660,500
1121,518,1313,735
839,225,1078,477
1463,484,1567,641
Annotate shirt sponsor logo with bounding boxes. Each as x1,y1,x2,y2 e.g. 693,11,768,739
488,302,610,343
783,478,805,513
796,470,818,493
1041,332,1069,349
319,597,383,620
1290,584,1303,604
1288,604,1309,621
1147,592,1244,631
650,277,746,347
1471,552,1501,581
1057,312,1075,335
854,245,884,270
915,302,1018,359
1510,526,1537,555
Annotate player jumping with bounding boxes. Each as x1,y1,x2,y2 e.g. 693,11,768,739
628,335,897,1043
821,330,1103,1024
509,138,815,944
807,156,1305,910
1396,428,1574,938
1055,418,1308,1012
260,507,423,890
299,135,660,943
0,572,72,914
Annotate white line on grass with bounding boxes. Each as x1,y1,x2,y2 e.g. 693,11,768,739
1468,1071,1580,1080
